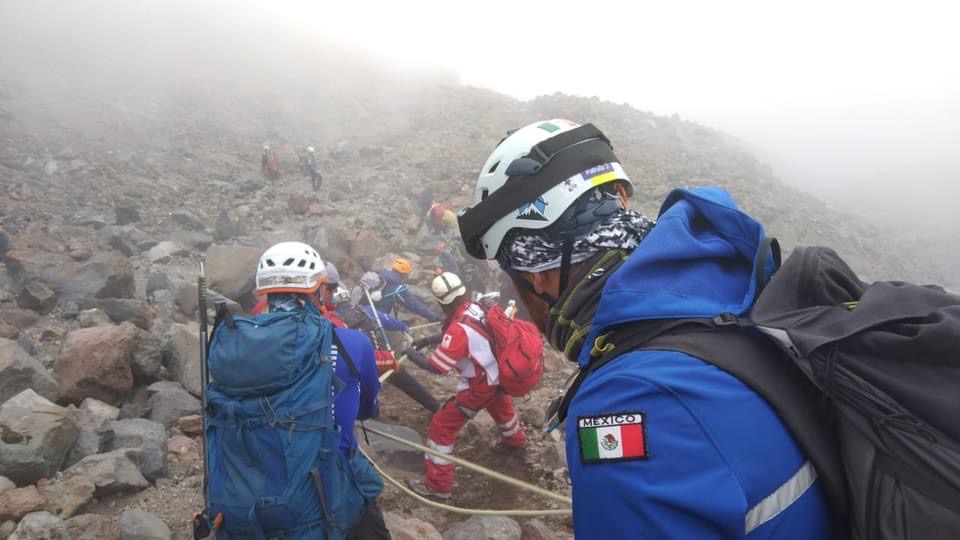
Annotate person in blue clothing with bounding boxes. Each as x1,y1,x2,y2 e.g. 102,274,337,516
255,241,390,539
353,258,441,323
457,120,838,539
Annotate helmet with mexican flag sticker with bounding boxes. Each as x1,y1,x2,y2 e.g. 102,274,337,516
459,119,633,261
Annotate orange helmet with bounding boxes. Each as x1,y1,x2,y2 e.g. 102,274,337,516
391,257,413,275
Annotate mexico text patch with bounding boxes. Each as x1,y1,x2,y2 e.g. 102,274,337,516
578,412,647,464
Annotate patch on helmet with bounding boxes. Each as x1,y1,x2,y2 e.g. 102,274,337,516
517,196,549,221
537,122,561,133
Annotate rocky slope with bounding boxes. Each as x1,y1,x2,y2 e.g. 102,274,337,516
0,54,954,538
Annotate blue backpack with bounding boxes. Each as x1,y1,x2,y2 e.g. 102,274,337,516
204,308,376,539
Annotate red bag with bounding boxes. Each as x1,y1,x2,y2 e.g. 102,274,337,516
483,304,544,397
374,349,398,375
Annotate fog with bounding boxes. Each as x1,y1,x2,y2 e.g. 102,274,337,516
3,0,958,235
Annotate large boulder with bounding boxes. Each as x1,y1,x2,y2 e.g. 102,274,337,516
145,272,171,300
0,390,79,486
76,299,155,330
443,516,521,540
0,339,58,404
131,329,163,383
55,324,136,405
114,204,140,226
162,323,201,397
147,241,186,264
171,210,206,231
102,419,167,481
383,512,442,540
17,282,57,314
39,476,95,518
214,209,238,242
350,229,387,270
118,509,171,540
205,244,261,308
66,513,119,540
99,226,157,257
359,420,425,473
8,511,69,540
64,398,119,468
61,448,148,497
0,486,45,521
9,251,137,301
146,382,200,428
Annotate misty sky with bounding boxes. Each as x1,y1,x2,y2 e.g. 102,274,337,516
3,0,958,232
304,0,960,230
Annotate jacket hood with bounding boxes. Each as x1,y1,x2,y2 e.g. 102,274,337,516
578,186,772,367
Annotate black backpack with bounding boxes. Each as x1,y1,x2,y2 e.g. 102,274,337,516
551,239,960,539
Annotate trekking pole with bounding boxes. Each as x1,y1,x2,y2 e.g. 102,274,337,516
192,262,215,538
408,321,441,331
363,286,394,354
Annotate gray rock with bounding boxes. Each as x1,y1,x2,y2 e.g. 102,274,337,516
0,338,58,404
171,210,206,231
359,420,425,473
131,329,163,383
77,308,111,328
64,398,119,468
68,213,108,230
214,209,238,242
98,226,157,257
443,516,521,540
77,299,154,330
119,509,170,540
236,173,265,193
39,476,95,518
8,511,68,540
66,513,119,540
17,282,56,314
30,252,135,301
61,448,148,497
102,419,167,481
178,232,213,252
162,323,201,397
0,520,14,538
145,272,171,300
204,244,261,304
0,476,14,494
147,241,186,265
146,382,200,428
0,390,79,486
170,280,197,316
114,206,140,226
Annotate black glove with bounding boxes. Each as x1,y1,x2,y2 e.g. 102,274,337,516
411,333,443,350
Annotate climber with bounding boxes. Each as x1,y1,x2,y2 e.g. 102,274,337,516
261,144,279,179
300,146,322,192
402,272,527,499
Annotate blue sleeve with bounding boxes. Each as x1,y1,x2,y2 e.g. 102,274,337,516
566,356,746,539
362,306,408,332
396,287,440,321
334,329,381,421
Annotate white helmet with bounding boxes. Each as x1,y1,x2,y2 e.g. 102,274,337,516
459,119,634,260
431,272,466,305
307,146,315,153
255,241,326,295
263,144,269,150
331,285,351,305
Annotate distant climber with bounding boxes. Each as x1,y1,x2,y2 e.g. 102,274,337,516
300,146,322,191
402,272,528,500
261,144,279,179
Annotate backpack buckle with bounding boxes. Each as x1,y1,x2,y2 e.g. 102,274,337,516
712,313,740,326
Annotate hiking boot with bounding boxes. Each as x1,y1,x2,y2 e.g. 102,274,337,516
490,440,526,454
408,479,452,500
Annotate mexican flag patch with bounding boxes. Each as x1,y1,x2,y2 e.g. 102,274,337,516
577,412,647,464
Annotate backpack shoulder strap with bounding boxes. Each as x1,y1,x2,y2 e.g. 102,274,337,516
331,329,359,378
586,322,848,517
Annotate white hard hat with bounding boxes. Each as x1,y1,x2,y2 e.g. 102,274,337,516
432,272,466,305
307,146,315,153
263,144,269,150
255,242,326,295
459,119,634,260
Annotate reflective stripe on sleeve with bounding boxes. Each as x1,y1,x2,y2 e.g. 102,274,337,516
745,460,818,534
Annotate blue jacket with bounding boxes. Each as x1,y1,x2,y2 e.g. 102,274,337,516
331,327,381,451
378,268,440,322
567,187,836,539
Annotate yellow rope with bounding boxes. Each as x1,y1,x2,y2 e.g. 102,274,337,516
361,424,572,506
358,446,571,516
408,321,442,331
